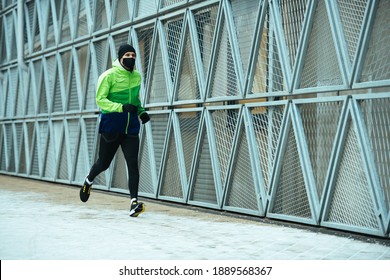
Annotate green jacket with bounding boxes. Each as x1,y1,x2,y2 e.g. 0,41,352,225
96,59,146,135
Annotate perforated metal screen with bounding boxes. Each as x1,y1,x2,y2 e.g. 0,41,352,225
0,0,389,237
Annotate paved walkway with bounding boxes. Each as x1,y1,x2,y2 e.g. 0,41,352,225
0,175,389,260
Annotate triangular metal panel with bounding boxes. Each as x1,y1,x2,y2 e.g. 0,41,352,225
25,121,35,176
191,3,220,94
74,123,90,184
65,118,79,181
53,120,64,178
112,0,131,26
59,49,71,89
26,63,36,116
66,52,80,111
76,0,91,38
21,66,31,115
0,75,4,118
146,26,170,105
53,54,64,113
43,121,57,179
36,121,49,177
76,44,89,102
25,0,41,53
209,107,240,190
249,102,286,196
158,120,184,201
321,104,386,236
14,123,26,174
176,109,202,193
4,124,15,172
356,96,390,230
5,68,17,117
0,125,5,171
94,0,110,32
132,25,154,104
173,19,201,103
223,111,265,216
0,17,7,62
45,0,56,48
357,0,390,85
139,125,156,197
4,11,17,61
188,116,219,208
335,0,368,68
297,98,344,202
0,70,7,117
29,122,40,176
297,0,346,90
2,70,10,117
84,43,98,111
58,0,72,44
150,112,170,184
92,38,110,75
15,69,24,116
37,60,48,114
83,117,99,167
135,0,159,19
230,0,261,81
162,14,185,85
57,123,69,182
45,55,56,113
249,2,288,96
29,64,37,101
206,7,241,100
274,0,309,76
267,111,317,225
269,0,295,91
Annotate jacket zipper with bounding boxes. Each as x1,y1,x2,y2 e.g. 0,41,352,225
125,74,132,134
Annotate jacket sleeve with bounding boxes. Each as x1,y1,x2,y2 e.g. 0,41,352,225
95,72,123,113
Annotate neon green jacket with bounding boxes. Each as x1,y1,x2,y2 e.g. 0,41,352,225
96,59,146,135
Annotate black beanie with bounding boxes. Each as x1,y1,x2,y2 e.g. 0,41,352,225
118,44,136,59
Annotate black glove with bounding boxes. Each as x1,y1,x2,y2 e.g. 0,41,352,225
122,104,137,113
140,112,150,124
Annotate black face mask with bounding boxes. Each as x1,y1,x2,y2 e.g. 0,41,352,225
122,58,135,71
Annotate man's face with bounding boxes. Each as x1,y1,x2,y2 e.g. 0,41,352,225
120,51,136,71
121,52,136,62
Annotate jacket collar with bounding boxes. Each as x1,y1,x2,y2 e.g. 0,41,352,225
113,59,126,70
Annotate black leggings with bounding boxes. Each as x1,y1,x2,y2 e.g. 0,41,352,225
88,133,139,199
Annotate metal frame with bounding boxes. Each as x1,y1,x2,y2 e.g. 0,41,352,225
1,0,389,238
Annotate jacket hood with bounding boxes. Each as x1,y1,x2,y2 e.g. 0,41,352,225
113,58,139,73
113,59,125,70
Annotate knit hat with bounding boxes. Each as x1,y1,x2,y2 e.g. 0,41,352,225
117,44,136,59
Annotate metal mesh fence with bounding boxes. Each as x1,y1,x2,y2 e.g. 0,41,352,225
270,120,312,220
159,128,183,199
251,4,286,95
299,101,343,199
360,98,390,210
251,105,285,193
211,109,239,188
359,0,390,83
0,0,389,237
325,116,380,231
224,123,259,212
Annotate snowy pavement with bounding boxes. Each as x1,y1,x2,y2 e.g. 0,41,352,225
0,175,389,260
